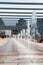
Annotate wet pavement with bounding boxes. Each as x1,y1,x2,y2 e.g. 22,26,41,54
0,38,43,65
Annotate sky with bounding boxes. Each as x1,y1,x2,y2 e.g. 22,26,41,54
0,0,43,26
0,0,43,3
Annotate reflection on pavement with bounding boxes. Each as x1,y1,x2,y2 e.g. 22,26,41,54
0,38,43,65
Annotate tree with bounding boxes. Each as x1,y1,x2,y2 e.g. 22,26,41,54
0,18,5,25
16,18,27,34
17,18,26,26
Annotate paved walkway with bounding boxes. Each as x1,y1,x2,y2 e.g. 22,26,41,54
0,38,43,65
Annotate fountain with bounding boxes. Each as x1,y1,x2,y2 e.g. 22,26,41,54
26,20,31,38
22,29,26,38
30,10,41,42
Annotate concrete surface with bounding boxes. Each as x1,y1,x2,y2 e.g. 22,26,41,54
0,38,43,65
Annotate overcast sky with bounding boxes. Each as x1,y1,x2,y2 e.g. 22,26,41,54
0,0,43,26
0,0,43,3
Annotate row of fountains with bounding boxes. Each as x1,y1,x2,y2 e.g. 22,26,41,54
14,10,41,42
